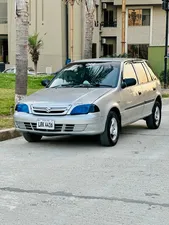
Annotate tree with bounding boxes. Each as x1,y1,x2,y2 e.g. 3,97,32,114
15,0,29,104
28,33,43,75
83,0,96,59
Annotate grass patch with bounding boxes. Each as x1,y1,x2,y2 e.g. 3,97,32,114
0,88,42,115
0,116,14,130
0,73,53,89
0,73,53,128
162,93,169,98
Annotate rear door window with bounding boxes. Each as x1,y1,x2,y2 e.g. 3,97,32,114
133,63,148,84
142,62,153,82
144,62,157,81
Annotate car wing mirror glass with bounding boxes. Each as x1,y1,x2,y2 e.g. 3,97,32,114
41,79,50,87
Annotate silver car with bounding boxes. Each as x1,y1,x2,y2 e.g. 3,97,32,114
14,58,162,146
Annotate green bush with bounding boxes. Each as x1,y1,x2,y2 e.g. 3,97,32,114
159,70,169,83
100,53,129,58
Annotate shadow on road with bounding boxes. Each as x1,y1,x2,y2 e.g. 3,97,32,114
41,135,102,147
38,123,148,147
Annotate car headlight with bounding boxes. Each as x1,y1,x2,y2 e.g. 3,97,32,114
70,104,100,115
15,104,29,113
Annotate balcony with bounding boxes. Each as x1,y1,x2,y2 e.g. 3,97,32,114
100,20,118,37
114,0,161,5
101,21,117,28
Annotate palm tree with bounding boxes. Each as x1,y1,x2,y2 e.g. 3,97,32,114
15,0,29,104
28,33,43,75
84,0,96,59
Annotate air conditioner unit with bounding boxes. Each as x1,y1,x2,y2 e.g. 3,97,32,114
102,38,107,44
102,3,107,10
95,0,99,6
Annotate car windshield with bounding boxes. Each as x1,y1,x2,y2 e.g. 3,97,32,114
49,62,120,88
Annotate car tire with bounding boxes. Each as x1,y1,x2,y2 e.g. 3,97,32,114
100,111,120,147
22,132,42,142
146,101,161,129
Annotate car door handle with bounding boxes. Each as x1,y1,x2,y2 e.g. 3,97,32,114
138,91,142,95
153,87,156,91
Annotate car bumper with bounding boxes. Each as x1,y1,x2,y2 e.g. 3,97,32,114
14,112,105,136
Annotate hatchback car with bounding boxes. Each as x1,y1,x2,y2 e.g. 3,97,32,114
14,58,162,146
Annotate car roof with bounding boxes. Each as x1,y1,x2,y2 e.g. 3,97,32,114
73,58,146,64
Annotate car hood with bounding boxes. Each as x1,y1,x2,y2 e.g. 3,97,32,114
22,87,112,106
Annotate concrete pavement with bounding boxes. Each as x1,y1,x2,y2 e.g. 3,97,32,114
0,102,169,225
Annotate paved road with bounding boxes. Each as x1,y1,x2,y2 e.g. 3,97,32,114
0,101,169,225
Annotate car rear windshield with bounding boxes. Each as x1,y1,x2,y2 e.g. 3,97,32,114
49,62,120,88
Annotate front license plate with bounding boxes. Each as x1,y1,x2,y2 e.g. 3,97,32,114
37,120,55,130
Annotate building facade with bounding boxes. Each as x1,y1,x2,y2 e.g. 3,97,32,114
93,0,165,60
0,0,166,73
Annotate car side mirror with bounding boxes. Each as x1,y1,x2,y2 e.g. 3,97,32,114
122,78,136,89
41,79,50,87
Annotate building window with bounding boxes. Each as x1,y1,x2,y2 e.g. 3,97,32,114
104,10,113,27
103,44,113,57
0,37,8,63
128,44,149,59
0,2,7,24
92,43,97,58
128,9,150,26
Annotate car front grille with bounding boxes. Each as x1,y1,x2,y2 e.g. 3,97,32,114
31,106,69,116
15,122,87,133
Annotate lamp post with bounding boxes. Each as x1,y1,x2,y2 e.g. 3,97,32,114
162,0,169,88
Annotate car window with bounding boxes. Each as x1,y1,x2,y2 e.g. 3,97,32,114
142,62,153,82
49,62,120,88
123,63,138,84
144,62,157,81
133,63,148,84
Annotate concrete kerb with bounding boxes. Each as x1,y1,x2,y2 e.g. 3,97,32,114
0,98,169,142
0,128,21,142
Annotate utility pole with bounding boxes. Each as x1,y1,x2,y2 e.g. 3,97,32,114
162,0,169,88
121,0,126,55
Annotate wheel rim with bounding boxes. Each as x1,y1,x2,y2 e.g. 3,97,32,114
154,106,160,126
110,117,118,142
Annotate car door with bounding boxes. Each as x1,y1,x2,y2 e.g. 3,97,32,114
132,62,156,118
120,62,144,125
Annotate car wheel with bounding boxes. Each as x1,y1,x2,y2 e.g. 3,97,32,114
146,101,161,129
100,111,120,147
22,132,42,142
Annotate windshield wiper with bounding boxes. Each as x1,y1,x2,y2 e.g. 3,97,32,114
91,84,113,87
73,84,93,88
73,84,113,88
